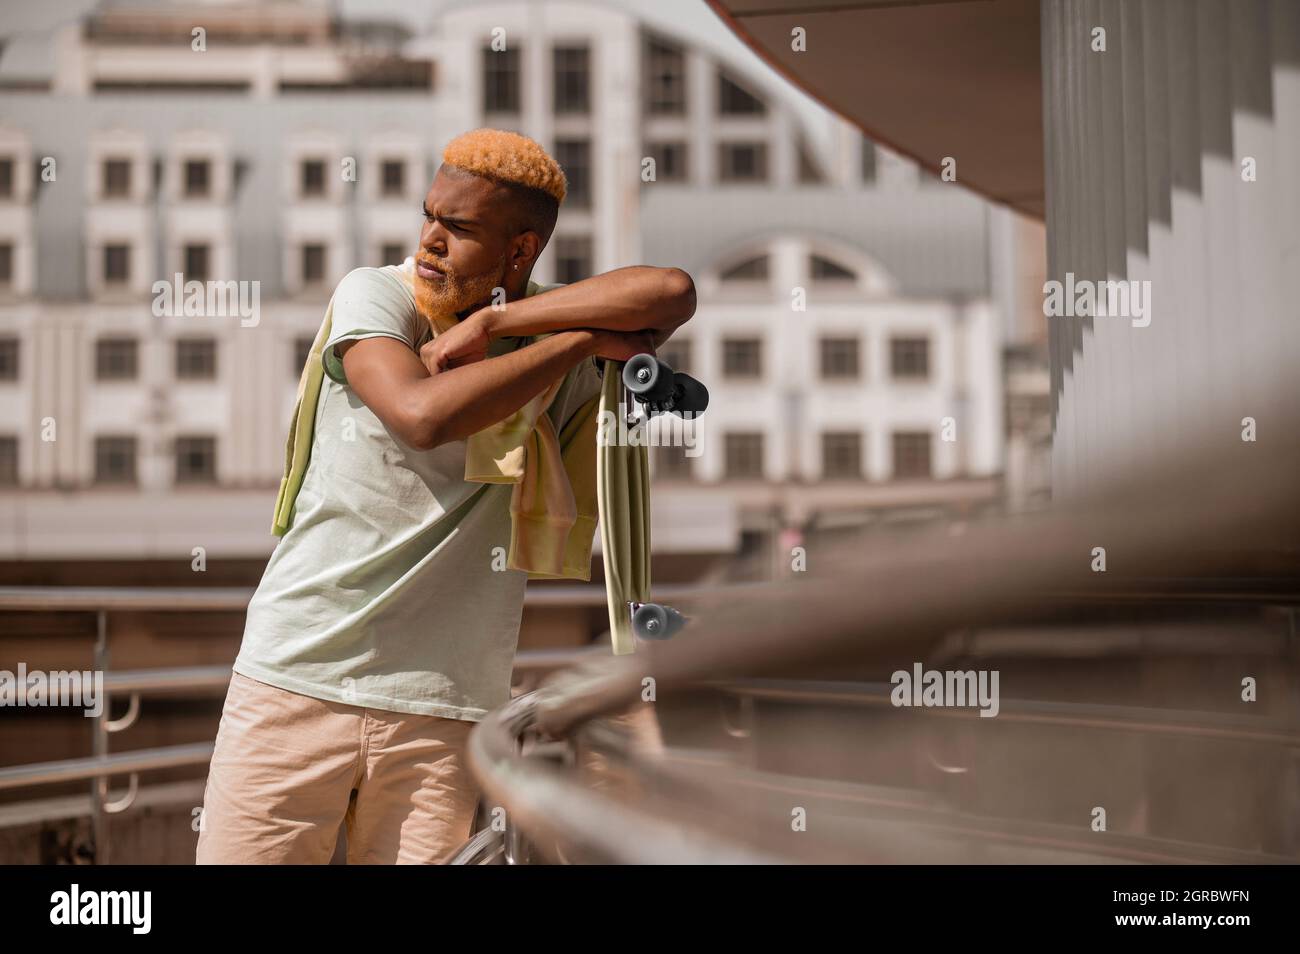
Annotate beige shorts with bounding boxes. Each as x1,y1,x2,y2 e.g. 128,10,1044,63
196,671,480,864
196,669,665,864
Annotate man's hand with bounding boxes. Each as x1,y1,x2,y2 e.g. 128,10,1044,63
418,314,491,375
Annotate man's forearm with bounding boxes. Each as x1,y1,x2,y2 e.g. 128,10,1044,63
479,266,695,343
413,329,596,447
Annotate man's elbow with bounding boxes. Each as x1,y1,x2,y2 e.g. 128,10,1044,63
660,267,696,327
394,398,444,451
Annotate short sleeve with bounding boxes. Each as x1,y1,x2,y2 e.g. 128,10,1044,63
548,352,604,434
322,267,421,386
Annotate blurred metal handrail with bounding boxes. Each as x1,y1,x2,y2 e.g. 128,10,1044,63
574,729,1299,865
464,686,1286,864
0,587,255,612
465,433,1300,863
0,647,622,834
465,691,789,864
0,582,731,613
714,678,1300,745
530,436,1300,740
0,743,215,792
1,648,606,706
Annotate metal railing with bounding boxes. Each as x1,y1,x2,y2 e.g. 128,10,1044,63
0,584,655,861
454,432,1300,864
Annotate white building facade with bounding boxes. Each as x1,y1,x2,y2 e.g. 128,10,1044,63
0,0,1019,570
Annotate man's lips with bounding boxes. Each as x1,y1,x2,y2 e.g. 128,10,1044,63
415,260,446,281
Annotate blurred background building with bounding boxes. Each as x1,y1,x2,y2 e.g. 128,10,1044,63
0,0,1049,589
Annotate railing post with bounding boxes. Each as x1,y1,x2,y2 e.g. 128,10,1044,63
91,608,109,864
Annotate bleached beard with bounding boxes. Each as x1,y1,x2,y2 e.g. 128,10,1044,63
412,252,511,329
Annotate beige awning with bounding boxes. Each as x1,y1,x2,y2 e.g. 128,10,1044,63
705,0,1044,218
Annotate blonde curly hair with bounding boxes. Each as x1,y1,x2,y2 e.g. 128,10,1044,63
442,128,567,204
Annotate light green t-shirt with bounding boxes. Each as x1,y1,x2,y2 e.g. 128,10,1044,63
234,264,602,721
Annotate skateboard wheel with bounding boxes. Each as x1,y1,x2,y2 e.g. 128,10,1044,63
632,602,684,639
623,354,675,403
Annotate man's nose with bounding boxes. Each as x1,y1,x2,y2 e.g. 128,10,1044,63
420,220,447,252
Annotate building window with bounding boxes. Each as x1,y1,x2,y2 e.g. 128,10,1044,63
380,159,405,198
96,338,138,380
175,338,217,380
654,444,692,481
302,244,326,285
722,337,761,378
819,337,860,380
183,159,210,198
718,72,765,116
483,46,521,114
300,159,326,198
796,140,824,184
0,158,13,198
103,244,130,285
861,137,877,184
553,45,590,114
94,435,137,485
380,242,406,266
822,432,862,479
175,435,217,484
0,243,12,287
645,141,687,183
644,36,686,115
0,436,16,485
293,335,314,375
658,338,691,375
183,243,210,282
554,235,593,284
0,337,17,379
719,255,768,282
890,336,930,379
724,432,764,479
892,431,932,479
718,142,767,183
554,139,591,207
810,255,855,281
103,158,132,198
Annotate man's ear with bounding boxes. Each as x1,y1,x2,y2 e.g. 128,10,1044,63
511,231,541,272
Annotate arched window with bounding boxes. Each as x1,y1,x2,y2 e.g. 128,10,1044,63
720,255,769,282
809,254,856,281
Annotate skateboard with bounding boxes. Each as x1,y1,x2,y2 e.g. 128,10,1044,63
619,354,708,642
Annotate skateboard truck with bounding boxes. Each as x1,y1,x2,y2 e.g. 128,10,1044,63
622,354,709,418
629,601,686,640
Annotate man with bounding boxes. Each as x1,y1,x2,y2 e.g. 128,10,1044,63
196,129,695,864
